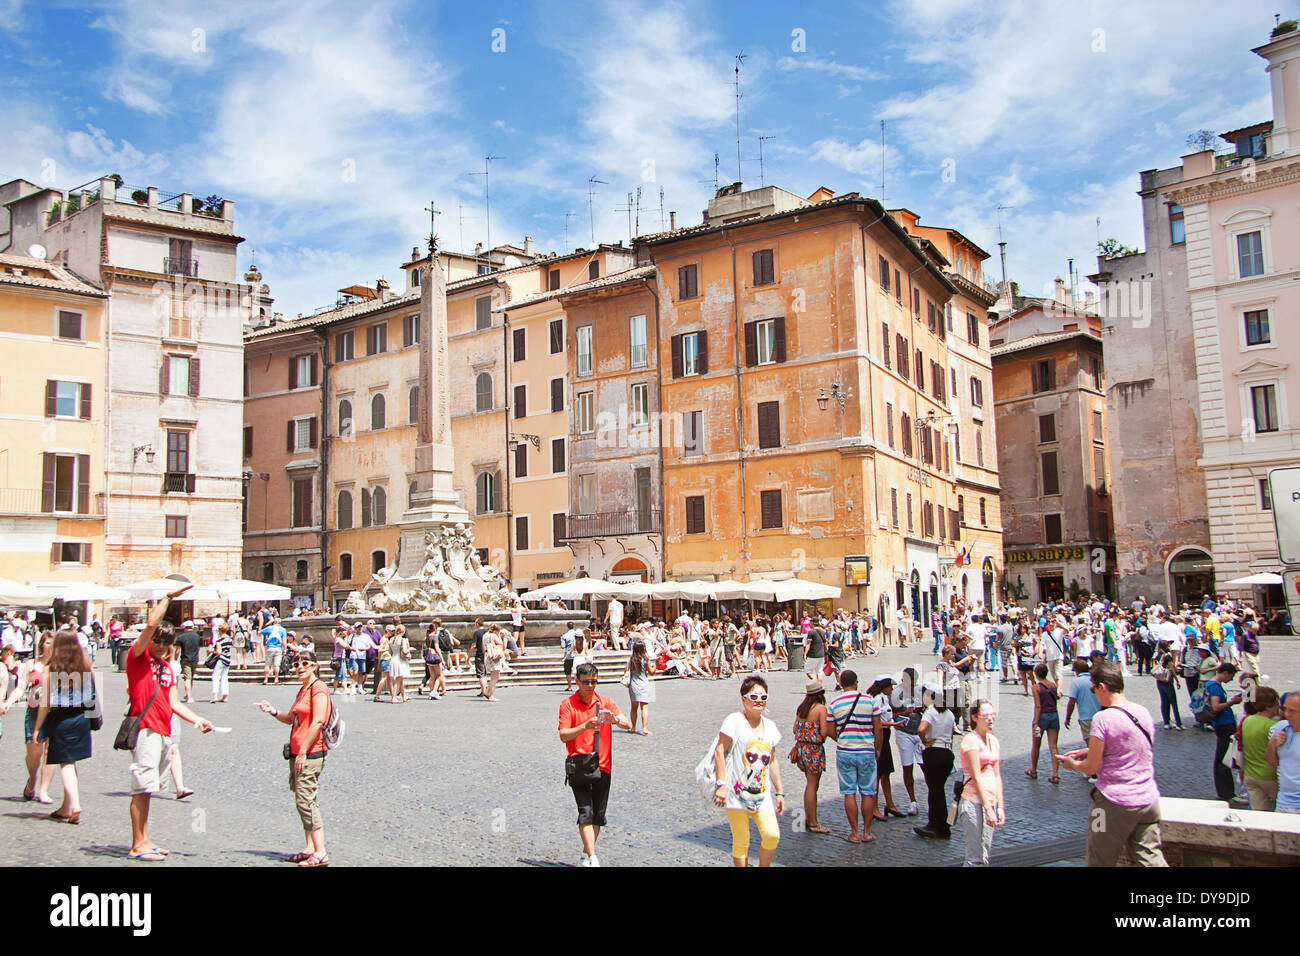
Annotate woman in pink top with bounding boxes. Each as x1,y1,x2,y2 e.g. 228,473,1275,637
1060,660,1166,866
958,699,1004,866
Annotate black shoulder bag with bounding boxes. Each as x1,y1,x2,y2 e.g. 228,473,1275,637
113,660,163,751
564,705,604,786
835,693,862,735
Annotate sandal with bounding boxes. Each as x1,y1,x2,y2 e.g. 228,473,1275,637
176,789,195,800
127,850,167,862
1024,769,1038,779
298,852,329,867
1049,776,1060,785
286,851,313,863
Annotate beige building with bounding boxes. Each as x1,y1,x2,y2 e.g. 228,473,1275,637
0,252,108,586
2,176,246,589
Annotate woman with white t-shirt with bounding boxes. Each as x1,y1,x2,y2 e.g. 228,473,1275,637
892,667,924,816
712,675,785,866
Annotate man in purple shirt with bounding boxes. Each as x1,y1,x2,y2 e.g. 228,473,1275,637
1060,660,1167,867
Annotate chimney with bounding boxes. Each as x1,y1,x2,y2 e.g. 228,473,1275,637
474,242,484,255
1053,276,1067,303
376,278,390,300
669,211,677,230
1084,290,1097,312
523,235,534,256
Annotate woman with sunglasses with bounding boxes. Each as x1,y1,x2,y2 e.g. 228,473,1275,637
257,650,330,867
958,699,1004,866
791,676,833,834
712,675,785,866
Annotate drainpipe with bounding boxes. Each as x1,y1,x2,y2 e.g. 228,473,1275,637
720,226,746,573
316,330,331,609
858,212,887,548
639,276,665,583
503,299,514,588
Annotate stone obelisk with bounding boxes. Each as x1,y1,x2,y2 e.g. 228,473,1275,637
395,231,471,579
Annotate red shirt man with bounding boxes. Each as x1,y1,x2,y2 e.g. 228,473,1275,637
557,663,631,867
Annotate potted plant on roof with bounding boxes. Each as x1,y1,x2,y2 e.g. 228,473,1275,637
131,188,148,204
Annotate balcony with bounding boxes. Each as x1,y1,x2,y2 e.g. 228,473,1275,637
0,488,106,516
163,256,199,277
564,509,662,539
164,472,196,493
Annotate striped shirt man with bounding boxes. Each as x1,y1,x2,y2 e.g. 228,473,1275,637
828,691,880,751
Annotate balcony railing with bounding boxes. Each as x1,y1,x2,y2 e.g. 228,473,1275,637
564,509,662,539
164,472,196,493
0,488,106,516
163,257,198,277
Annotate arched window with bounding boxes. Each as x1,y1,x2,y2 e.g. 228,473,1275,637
339,552,352,580
338,399,353,438
373,486,387,525
295,559,308,582
979,497,987,525
371,550,386,575
475,372,493,412
408,385,420,425
371,393,386,430
476,471,498,514
337,489,353,530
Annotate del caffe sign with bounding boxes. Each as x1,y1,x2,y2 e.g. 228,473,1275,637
1006,547,1085,564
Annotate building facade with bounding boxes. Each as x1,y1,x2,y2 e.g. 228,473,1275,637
3,176,246,587
0,253,108,585
991,298,1115,605
1090,166,1211,607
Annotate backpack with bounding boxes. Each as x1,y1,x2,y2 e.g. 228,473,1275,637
320,684,346,750
1189,686,1215,724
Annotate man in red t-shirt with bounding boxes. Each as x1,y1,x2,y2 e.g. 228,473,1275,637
125,585,213,861
558,662,631,867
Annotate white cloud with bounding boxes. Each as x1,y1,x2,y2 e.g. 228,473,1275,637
776,56,885,82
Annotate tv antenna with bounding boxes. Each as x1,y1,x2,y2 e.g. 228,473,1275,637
758,135,776,187
587,176,607,245
564,210,577,252
614,191,635,244
734,51,746,184
658,186,666,231
996,204,1014,294
880,120,886,201
457,201,479,252
467,155,503,253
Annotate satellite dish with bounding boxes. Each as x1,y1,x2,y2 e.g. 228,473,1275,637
26,244,47,260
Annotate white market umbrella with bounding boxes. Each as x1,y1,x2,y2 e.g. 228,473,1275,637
615,582,656,603
28,581,131,602
522,578,626,602
0,577,53,607
651,580,717,602
710,579,764,601
1223,572,1284,586
209,578,292,602
118,575,222,602
767,579,842,602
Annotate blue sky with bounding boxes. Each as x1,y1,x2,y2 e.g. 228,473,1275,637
0,0,1282,317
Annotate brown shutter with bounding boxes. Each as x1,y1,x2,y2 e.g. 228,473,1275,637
51,542,60,564
80,383,91,420
744,321,757,367
309,417,318,449
311,354,319,386
83,543,92,564
45,380,57,417
41,453,56,512
189,357,200,397
185,473,196,493
697,331,708,374
774,317,787,363
287,420,295,452
671,334,683,378
361,488,372,527
758,402,780,448
493,471,502,512
77,454,90,513
244,426,253,458
752,251,763,285
160,358,169,395
289,357,298,390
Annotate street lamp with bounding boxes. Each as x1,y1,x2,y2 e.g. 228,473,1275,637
509,433,541,451
133,444,155,464
817,382,846,412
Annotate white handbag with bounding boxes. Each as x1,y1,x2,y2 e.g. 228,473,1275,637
695,734,722,806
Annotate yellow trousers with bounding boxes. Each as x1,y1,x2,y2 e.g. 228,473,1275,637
725,805,780,859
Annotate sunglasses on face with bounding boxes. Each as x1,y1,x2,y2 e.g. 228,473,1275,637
578,679,598,686
746,694,768,702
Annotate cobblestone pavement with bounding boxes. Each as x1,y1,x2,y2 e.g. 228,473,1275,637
1,637,1294,867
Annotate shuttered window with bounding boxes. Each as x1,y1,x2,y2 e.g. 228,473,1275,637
745,318,786,366
513,384,526,419
753,249,774,286
685,495,706,534
515,515,529,551
550,377,564,413
552,437,565,473
1041,452,1060,496
475,296,492,330
513,327,526,362
757,401,780,449
759,489,783,530
678,264,698,299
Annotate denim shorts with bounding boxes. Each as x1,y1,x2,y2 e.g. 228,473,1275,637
1037,711,1060,732
836,748,878,796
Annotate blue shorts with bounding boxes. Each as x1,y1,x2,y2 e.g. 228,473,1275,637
1037,712,1060,732
836,748,878,796
24,707,37,744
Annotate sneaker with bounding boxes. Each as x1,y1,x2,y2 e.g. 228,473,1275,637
429,693,441,701
588,854,600,867
1163,723,1172,730
906,801,919,816
579,853,590,867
